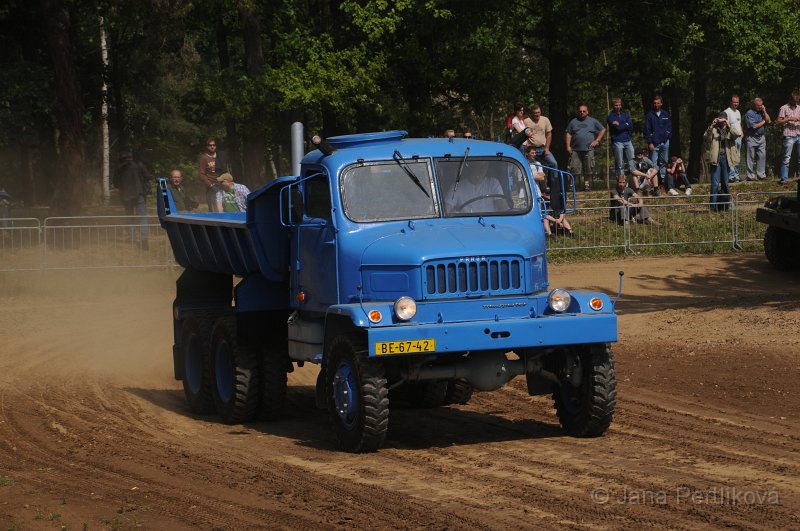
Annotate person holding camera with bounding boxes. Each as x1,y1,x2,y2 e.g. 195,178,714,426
743,98,771,181
705,112,741,211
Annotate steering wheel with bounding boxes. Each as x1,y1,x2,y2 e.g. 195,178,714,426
457,194,510,212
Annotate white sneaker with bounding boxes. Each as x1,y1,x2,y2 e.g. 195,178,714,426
668,188,679,196
685,188,692,196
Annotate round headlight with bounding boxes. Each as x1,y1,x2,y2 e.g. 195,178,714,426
393,296,417,321
548,289,572,313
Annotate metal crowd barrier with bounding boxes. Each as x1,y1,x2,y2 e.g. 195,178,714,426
0,197,782,271
0,218,42,271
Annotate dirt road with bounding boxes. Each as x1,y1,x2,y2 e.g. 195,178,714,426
1,254,798,530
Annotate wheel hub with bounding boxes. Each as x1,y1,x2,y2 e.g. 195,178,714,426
332,361,360,430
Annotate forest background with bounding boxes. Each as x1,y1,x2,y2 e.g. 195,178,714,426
1,0,799,216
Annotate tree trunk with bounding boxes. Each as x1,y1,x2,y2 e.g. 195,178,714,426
688,46,708,184
238,5,266,186
548,52,570,170
42,0,84,216
216,13,243,180
664,86,681,158
100,15,111,204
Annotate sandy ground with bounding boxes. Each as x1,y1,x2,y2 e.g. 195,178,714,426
0,254,798,530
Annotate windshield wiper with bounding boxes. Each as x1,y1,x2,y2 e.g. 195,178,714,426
393,150,430,197
451,147,470,199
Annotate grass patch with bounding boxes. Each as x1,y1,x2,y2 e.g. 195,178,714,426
0,477,13,487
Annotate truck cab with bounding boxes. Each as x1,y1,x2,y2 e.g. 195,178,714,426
158,130,618,452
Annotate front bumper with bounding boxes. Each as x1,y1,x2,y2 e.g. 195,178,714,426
366,312,617,356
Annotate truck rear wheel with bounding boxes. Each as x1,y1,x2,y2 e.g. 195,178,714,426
180,312,215,415
553,343,616,437
326,336,389,453
211,316,260,424
764,226,800,271
443,378,474,406
259,341,288,420
409,380,448,408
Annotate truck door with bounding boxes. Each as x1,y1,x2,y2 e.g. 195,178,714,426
292,173,338,312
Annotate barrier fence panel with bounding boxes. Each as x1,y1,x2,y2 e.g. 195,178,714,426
626,194,735,252
42,216,174,270
547,205,628,251
734,191,786,252
0,218,42,271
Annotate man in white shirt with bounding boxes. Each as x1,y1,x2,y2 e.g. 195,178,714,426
724,95,743,182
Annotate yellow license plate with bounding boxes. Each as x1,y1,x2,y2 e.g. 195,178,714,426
375,339,436,355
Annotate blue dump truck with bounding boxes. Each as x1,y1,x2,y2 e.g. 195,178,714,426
157,130,618,452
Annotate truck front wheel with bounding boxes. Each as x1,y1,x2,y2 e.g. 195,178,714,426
764,226,800,271
326,336,389,452
553,343,616,437
211,316,260,424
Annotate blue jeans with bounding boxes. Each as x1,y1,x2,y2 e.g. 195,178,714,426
534,147,559,170
729,137,742,180
649,141,669,180
666,171,691,190
613,141,635,176
123,195,149,242
780,135,800,182
710,156,730,209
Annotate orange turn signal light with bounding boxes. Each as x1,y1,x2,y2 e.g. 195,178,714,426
296,291,306,303
368,310,382,323
589,297,603,311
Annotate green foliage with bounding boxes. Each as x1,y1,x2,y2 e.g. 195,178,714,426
0,0,798,210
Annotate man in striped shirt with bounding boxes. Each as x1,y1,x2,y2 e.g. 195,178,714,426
215,173,251,213
776,90,800,185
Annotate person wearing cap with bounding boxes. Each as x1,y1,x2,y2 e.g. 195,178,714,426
215,173,250,213
705,111,740,211
630,147,659,195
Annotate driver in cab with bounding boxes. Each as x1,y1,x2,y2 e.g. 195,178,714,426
446,161,507,214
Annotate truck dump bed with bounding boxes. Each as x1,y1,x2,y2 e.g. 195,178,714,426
156,178,290,282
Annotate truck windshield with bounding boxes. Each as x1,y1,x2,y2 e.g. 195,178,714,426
340,157,531,222
341,160,437,222
436,158,531,217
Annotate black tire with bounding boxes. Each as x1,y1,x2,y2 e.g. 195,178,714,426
326,336,389,453
180,312,215,415
409,380,449,408
764,226,800,271
259,340,288,420
553,343,616,437
443,378,474,406
210,316,261,424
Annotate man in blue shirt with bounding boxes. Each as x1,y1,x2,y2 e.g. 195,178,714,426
607,97,635,178
743,97,772,181
565,104,606,192
644,95,672,183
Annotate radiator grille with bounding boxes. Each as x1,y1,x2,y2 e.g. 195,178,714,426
423,256,524,299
